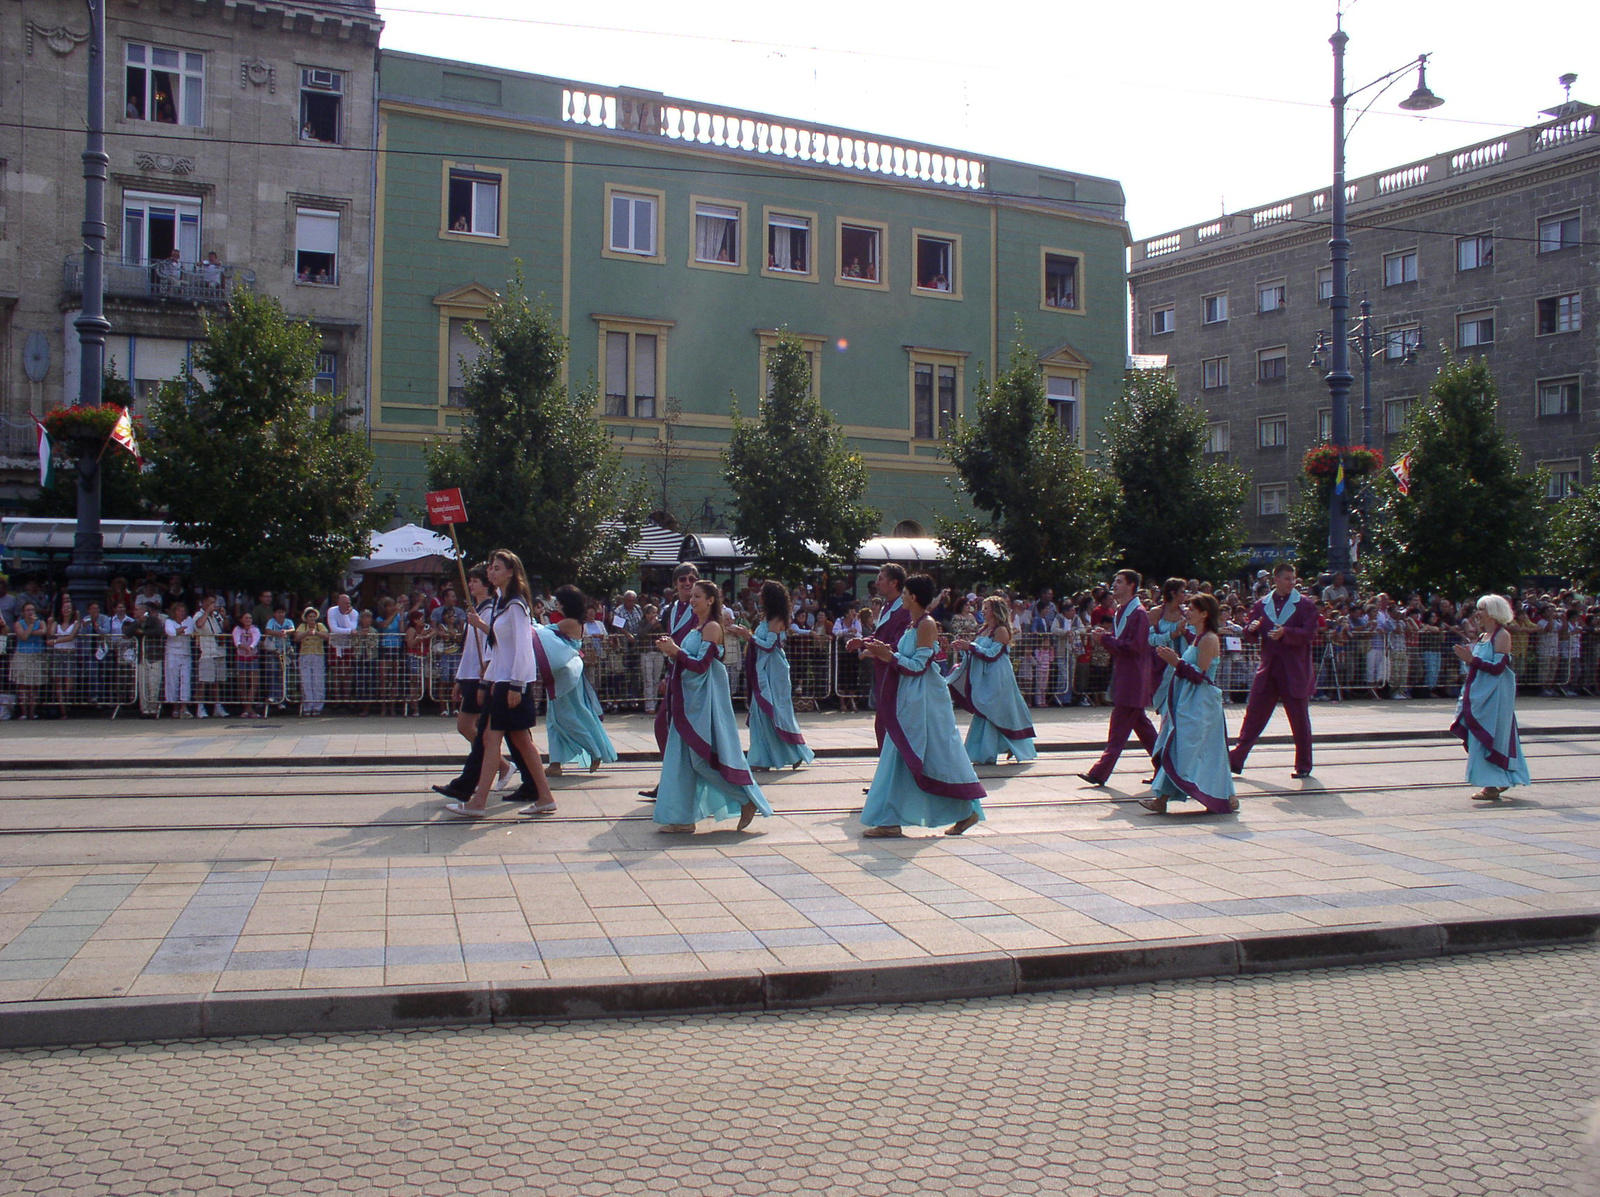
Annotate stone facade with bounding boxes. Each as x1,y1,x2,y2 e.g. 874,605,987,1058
371,52,1130,532
1129,104,1600,554
0,0,381,503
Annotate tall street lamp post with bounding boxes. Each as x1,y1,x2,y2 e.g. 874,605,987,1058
67,0,112,615
1326,17,1441,575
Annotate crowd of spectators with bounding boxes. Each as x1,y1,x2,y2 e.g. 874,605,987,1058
1,566,1595,721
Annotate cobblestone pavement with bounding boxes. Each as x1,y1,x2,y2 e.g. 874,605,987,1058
0,730,1598,1003
2,944,1594,1196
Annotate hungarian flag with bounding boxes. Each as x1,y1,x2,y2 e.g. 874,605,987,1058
34,418,52,488
1390,451,1414,496
108,405,144,465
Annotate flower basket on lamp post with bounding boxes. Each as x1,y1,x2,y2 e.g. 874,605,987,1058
1303,444,1384,480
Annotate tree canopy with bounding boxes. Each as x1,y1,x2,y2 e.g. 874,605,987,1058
144,288,373,596
426,267,645,593
722,333,880,580
1549,440,1600,590
1364,357,1546,597
1101,368,1248,582
942,340,1112,593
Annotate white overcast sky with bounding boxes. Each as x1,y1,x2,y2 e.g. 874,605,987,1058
377,0,1599,239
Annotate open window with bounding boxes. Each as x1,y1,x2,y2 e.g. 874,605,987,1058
838,222,883,285
1043,251,1081,310
299,69,342,143
126,43,203,126
915,233,956,293
447,169,502,238
294,209,339,284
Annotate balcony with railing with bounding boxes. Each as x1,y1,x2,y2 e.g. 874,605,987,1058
62,256,250,306
1132,102,1599,265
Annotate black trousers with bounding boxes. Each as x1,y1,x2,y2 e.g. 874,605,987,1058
453,706,536,789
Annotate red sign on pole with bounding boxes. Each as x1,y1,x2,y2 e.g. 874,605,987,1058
425,487,468,527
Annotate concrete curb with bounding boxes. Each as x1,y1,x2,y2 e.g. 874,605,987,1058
2,723,1591,773
2,910,1594,1051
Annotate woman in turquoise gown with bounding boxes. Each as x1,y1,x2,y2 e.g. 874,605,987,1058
728,581,815,771
653,581,772,834
533,585,619,775
1450,594,1531,801
860,573,987,837
1148,577,1191,716
948,595,1036,765
1141,593,1238,815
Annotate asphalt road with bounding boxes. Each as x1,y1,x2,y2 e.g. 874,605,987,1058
2,943,1594,1196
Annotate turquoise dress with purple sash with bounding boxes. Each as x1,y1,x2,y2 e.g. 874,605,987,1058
1450,639,1531,790
654,629,772,825
947,634,1036,765
745,623,814,770
1150,640,1235,813
861,626,986,829
532,625,618,771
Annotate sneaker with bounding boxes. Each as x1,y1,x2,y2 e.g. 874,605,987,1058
645,701,657,713
195,706,208,718
213,704,228,717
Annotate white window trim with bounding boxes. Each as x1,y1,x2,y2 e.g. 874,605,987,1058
1538,211,1581,254
1150,305,1175,336
1535,293,1582,337
1202,292,1229,324
1383,249,1419,287
439,161,509,246
1536,375,1581,418
688,196,747,274
1258,483,1289,516
835,217,889,291
602,184,667,264
911,228,963,300
1256,279,1287,314
1257,414,1288,449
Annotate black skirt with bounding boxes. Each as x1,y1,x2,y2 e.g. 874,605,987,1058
486,681,536,731
458,679,485,715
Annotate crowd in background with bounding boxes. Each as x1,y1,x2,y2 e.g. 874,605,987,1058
1,565,1596,721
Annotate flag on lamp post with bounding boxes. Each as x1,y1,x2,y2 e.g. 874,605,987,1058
108,406,143,465
33,418,52,488
1390,451,1414,496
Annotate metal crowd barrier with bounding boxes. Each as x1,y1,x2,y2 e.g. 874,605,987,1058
0,628,138,718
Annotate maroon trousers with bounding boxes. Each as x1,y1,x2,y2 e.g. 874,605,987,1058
1228,674,1313,775
1086,704,1157,783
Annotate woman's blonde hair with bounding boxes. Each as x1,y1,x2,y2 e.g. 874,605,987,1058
1473,594,1514,628
982,595,1009,627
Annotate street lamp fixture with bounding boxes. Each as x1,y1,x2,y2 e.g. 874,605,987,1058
1324,17,1442,576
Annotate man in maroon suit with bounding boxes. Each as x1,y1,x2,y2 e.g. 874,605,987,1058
1230,561,1318,779
848,564,909,746
1078,569,1157,787
639,563,700,799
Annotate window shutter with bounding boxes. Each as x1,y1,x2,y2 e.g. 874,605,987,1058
296,209,340,254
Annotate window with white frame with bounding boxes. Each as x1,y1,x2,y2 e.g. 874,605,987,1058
1256,346,1288,381
1045,374,1079,439
1258,415,1287,448
1258,484,1288,516
1202,356,1229,389
1384,396,1415,436
1044,253,1080,309
1204,422,1230,455
915,234,955,292
125,43,204,126
1537,293,1581,335
1457,232,1493,271
1538,211,1580,253
447,170,501,237
610,191,658,256
604,330,660,418
294,209,339,284
313,351,339,396
1318,408,1333,442
299,69,342,144
1316,267,1333,302
913,362,959,439
1384,325,1422,361
1383,249,1418,286
446,318,489,407
694,202,740,266
1202,293,1228,324
1150,305,1174,335
122,191,200,265
767,213,811,274
838,223,881,282
1457,311,1494,348
1258,281,1286,313
1544,460,1581,500
1538,377,1579,417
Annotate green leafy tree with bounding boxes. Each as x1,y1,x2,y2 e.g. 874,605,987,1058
943,340,1113,593
1286,475,1377,579
1364,357,1546,597
29,374,149,520
1549,440,1600,589
1101,368,1248,581
722,334,880,579
426,267,645,592
144,289,374,596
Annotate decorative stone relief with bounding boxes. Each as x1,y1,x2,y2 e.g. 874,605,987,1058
25,22,89,56
240,59,276,93
134,153,196,176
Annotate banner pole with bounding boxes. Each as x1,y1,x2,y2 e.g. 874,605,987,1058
448,523,469,595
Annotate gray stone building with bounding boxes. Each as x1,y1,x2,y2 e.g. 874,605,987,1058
1129,103,1599,558
0,0,382,506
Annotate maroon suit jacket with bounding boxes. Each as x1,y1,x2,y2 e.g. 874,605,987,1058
1243,590,1319,700
863,596,912,746
1103,600,1154,708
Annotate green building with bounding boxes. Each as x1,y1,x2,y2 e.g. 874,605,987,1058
371,51,1130,534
